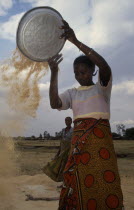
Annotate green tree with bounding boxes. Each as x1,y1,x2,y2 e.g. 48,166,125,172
125,127,134,140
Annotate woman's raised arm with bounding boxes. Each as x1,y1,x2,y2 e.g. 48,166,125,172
48,54,63,109
60,20,111,86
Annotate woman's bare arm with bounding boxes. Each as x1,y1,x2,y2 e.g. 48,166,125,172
60,20,111,86
48,54,63,109
73,40,111,86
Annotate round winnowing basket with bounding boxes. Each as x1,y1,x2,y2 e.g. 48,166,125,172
17,7,65,62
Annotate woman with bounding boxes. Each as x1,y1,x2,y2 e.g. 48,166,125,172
62,117,73,141
43,117,73,182
55,117,73,158
48,20,123,210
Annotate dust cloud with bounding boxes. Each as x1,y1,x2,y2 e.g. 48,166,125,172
0,48,49,209
0,134,19,210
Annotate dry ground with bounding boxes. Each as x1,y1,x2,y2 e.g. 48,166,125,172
1,140,133,210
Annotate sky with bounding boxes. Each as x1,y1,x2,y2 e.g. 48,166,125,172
0,0,134,137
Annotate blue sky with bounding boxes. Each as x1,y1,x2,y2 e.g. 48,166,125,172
0,0,134,137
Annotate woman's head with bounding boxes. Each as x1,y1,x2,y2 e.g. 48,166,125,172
73,55,96,86
65,117,72,127
74,55,95,71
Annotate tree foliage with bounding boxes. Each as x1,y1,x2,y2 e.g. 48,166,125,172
125,127,134,140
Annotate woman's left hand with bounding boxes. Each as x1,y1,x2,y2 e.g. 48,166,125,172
60,20,77,43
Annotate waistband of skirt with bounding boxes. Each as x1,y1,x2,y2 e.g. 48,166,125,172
73,118,109,126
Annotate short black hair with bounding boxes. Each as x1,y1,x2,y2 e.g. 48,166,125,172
65,117,72,121
73,55,95,72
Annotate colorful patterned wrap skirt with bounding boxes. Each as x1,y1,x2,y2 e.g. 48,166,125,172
59,118,123,210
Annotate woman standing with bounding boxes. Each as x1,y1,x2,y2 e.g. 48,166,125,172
48,20,123,210
43,117,73,182
55,117,73,158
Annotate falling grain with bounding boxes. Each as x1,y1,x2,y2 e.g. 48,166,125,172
0,48,49,117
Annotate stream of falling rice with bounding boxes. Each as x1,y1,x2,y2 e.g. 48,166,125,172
0,48,48,117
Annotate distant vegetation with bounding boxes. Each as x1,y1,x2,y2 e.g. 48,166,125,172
13,130,63,141
112,124,134,140
12,125,134,141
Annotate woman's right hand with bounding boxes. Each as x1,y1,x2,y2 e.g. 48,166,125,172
48,53,63,73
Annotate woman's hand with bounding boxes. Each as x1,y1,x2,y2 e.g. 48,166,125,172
60,20,77,43
48,53,63,73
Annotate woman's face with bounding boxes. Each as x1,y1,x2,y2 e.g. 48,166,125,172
74,63,93,86
65,117,72,127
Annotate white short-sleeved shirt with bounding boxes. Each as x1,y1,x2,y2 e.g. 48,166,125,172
59,75,112,120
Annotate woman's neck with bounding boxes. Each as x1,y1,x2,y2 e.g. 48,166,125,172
81,81,95,86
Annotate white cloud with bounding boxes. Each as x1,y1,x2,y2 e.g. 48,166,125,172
39,82,50,91
88,0,134,48
112,80,134,95
21,0,52,6
110,79,134,132
111,120,134,126
0,12,24,41
0,0,13,16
